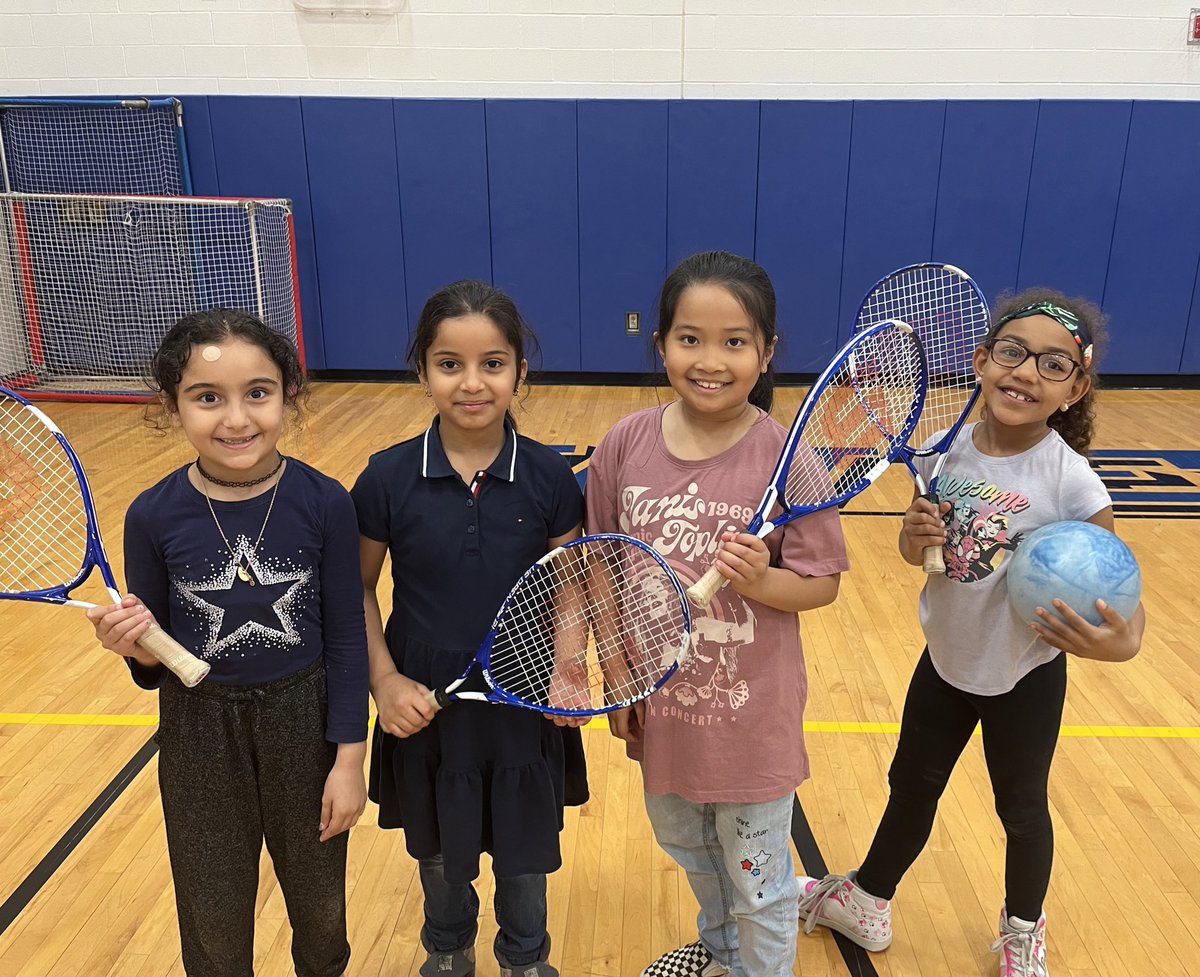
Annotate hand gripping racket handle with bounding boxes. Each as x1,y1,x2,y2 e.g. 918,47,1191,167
424,688,450,712
921,492,947,575
137,623,210,687
686,564,726,610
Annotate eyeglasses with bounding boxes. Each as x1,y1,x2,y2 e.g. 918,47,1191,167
986,338,1081,383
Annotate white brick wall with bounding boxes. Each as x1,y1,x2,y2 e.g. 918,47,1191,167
0,1,1196,98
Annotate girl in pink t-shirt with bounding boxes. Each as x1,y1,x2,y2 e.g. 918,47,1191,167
585,251,850,977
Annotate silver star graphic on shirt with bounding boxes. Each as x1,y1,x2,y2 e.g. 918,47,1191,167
174,538,311,658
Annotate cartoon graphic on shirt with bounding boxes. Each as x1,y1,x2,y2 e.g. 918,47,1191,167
939,474,1029,583
174,537,311,658
669,599,754,710
617,481,760,718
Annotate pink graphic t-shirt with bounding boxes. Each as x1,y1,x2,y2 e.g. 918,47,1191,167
585,405,850,804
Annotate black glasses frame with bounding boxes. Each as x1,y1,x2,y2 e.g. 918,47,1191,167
985,338,1081,383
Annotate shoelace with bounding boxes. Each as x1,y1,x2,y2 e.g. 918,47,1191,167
990,927,1044,977
797,874,851,936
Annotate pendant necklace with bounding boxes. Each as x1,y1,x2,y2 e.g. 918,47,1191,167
198,460,285,586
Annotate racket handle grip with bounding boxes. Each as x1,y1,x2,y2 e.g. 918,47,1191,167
425,688,448,712
686,565,727,609
137,624,210,687
921,490,947,574
922,543,946,574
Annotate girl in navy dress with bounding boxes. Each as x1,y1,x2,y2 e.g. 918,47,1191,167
88,310,369,977
351,280,588,977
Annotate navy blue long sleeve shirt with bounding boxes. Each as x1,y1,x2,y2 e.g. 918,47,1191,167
122,460,369,743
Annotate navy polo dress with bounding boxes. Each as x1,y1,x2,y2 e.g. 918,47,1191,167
351,419,588,884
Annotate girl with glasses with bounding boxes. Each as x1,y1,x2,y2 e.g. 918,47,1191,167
798,287,1145,977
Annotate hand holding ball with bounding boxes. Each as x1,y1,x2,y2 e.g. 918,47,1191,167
1007,520,1141,627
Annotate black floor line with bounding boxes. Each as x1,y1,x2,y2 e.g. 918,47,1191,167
3,738,878,977
0,735,159,935
792,794,881,977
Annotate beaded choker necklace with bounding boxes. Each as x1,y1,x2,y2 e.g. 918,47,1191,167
195,453,283,488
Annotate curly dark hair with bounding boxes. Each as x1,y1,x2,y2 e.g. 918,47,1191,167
986,287,1108,456
146,309,307,430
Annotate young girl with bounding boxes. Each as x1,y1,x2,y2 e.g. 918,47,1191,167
586,251,850,977
798,288,1146,977
87,310,369,977
351,280,588,977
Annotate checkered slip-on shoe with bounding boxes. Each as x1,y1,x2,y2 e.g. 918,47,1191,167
639,941,729,977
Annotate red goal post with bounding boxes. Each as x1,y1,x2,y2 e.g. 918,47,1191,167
0,193,304,402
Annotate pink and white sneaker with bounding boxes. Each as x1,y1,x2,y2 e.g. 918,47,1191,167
796,871,892,952
991,907,1048,977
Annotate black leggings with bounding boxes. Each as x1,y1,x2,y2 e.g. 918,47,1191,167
855,650,1066,922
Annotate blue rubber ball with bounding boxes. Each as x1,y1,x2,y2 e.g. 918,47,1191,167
1007,520,1141,627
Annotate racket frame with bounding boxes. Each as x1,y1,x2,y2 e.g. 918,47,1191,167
852,262,991,573
0,385,210,685
686,319,928,607
430,532,692,717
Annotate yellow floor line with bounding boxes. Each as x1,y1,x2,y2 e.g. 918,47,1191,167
0,713,158,726
3,713,1198,739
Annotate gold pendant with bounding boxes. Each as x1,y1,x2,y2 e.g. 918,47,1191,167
237,564,255,586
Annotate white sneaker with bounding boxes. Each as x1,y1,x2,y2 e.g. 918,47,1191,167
991,907,1048,977
796,871,892,952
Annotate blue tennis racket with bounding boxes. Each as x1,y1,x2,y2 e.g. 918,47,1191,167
686,319,928,609
0,385,210,686
425,533,692,716
853,262,991,573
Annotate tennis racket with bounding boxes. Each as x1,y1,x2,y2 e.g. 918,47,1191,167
0,386,210,686
686,319,928,609
853,262,991,573
425,533,691,716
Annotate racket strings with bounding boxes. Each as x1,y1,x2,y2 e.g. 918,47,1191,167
856,267,989,440
489,538,688,713
781,325,924,509
0,400,89,593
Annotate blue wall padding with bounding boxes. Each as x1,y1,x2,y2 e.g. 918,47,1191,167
1017,101,1131,304
181,97,1200,376
932,100,1038,301
1102,101,1200,374
178,97,219,196
755,100,852,372
204,96,325,368
1185,267,1200,374
577,99,668,373
666,101,760,270
486,100,580,371
393,99,492,348
302,97,406,371
840,101,945,333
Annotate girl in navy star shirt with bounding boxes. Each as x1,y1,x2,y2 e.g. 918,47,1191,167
351,280,588,977
87,309,369,977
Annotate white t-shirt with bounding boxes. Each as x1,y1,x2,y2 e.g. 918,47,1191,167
917,423,1112,695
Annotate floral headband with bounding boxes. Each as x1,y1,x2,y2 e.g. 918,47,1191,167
992,302,1093,368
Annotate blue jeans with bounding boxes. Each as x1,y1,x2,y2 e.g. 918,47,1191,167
418,856,550,968
645,792,798,977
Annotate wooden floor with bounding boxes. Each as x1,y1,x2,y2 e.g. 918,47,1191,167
1,381,1198,977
